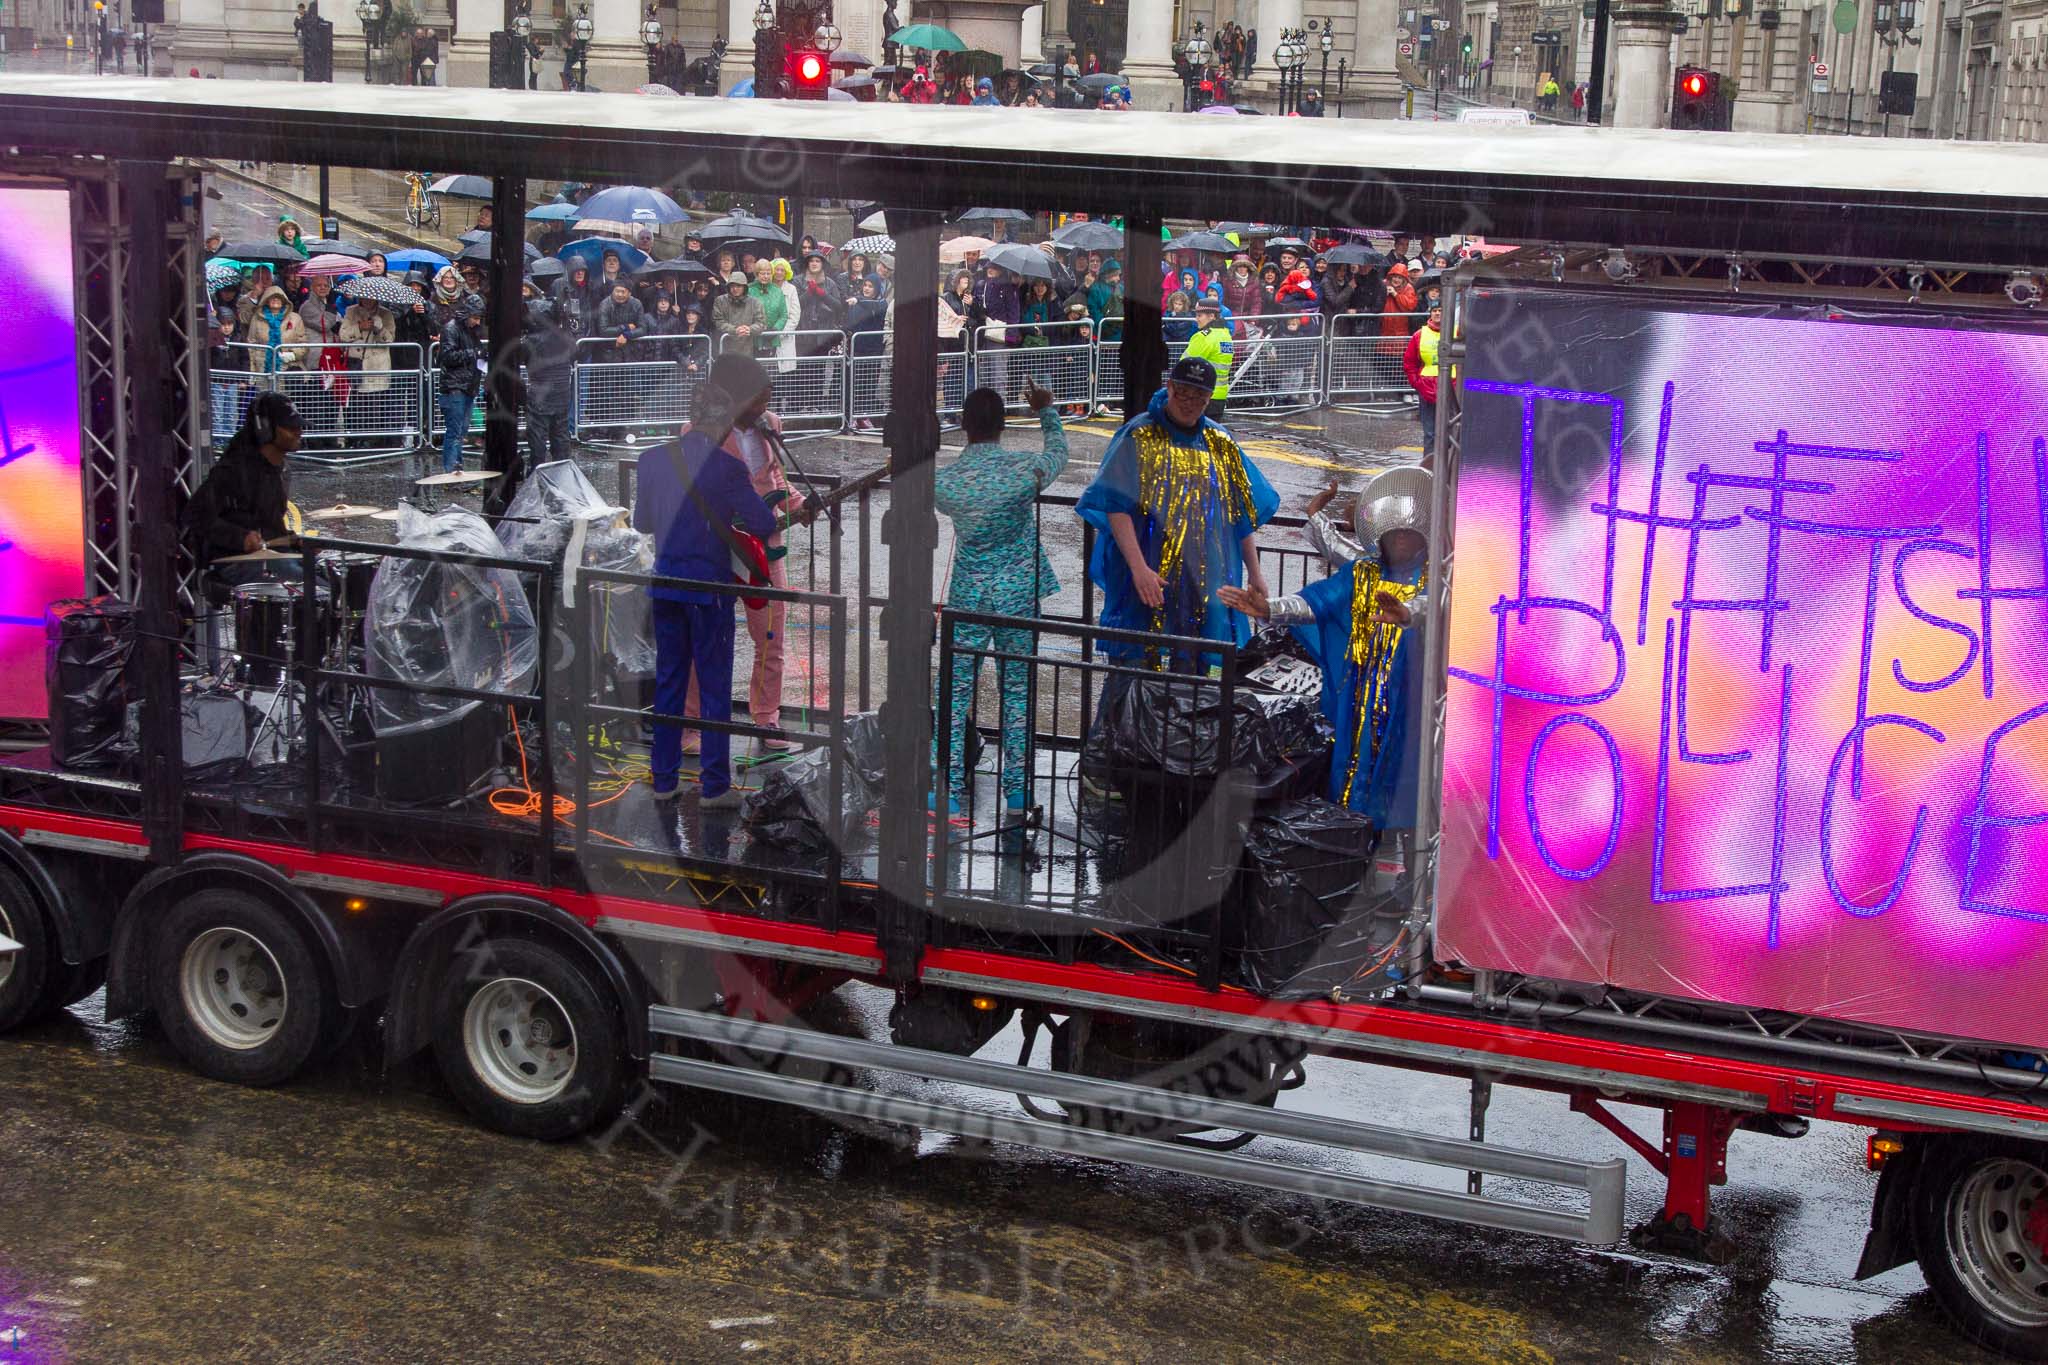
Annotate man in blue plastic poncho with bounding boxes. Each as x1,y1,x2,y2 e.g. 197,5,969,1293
1076,355,1279,672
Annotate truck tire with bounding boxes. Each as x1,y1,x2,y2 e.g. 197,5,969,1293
1911,1135,2048,1361
149,888,337,1087
0,867,55,1033
431,936,626,1141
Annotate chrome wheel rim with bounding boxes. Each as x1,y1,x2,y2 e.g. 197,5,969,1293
462,977,576,1105
0,901,16,992
1951,1157,2048,1329
179,927,287,1050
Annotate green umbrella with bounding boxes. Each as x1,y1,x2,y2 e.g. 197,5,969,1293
887,23,966,51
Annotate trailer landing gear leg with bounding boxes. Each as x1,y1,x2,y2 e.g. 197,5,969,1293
1574,1095,1738,1264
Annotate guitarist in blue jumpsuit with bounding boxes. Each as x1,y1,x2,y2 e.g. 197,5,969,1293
634,356,779,808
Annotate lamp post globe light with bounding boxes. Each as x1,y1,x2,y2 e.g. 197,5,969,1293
1317,19,1332,110
1181,19,1210,109
355,0,376,82
814,21,840,53
571,2,593,90
754,0,774,32
641,4,663,82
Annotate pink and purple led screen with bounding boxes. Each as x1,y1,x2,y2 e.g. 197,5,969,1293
1436,289,2048,1049
0,187,82,721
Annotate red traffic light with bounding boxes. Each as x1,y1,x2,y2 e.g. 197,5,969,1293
795,51,826,83
1681,72,1707,97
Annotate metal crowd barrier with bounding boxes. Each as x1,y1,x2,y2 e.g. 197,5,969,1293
206,310,1430,465
426,342,528,445
571,333,712,444
211,340,427,468
718,329,847,438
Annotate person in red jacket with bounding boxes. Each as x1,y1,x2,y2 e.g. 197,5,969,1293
1402,304,1442,464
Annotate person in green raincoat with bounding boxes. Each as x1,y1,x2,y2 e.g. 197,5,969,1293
748,257,788,360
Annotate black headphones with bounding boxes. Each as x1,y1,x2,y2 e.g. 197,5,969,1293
249,393,301,448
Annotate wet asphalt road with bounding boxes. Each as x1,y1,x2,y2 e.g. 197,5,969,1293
0,982,2002,1364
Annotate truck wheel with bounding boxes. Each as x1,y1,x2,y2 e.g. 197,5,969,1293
149,889,337,1087
1912,1136,2048,1361
431,936,626,1141
0,868,55,1033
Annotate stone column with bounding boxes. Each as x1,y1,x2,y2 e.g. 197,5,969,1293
1119,0,1181,110
1346,0,1404,114
580,0,654,91
718,0,759,91
443,0,492,87
1020,2,1044,61
1609,5,1682,127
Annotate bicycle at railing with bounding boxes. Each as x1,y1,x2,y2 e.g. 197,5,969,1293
403,172,441,231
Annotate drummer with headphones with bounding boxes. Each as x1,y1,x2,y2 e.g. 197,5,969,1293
183,391,306,586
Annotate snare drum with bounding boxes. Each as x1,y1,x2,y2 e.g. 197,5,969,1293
232,581,329,688
320,551,381,618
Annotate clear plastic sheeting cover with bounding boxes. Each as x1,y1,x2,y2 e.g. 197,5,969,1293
365,508,538,737
500,460,655,674
1435,287,2048,1051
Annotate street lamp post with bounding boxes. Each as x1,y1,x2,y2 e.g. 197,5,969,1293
1336,56,1349,115
752,0,776,96
641,4,664,82
354,0,383,82
1272,28,1305,114
512,7,535,89
571,2,593,90
1316,19,1332,111
1511,43,1524,106
1873,0,1920,137
1180,20,1210,110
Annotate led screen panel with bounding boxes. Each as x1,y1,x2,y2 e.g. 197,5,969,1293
0,186,82,721
1437,288,2048,1049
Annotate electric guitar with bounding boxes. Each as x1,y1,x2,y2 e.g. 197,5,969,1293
726,464,891,609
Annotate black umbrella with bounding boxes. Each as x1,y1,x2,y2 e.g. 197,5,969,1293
528,257,567,280
829,49,874,68
635,256,713,278
1027,61,1079,78
1077,72,1124,93
1213,221,1277,238
455,237,543,263
1263,236,1312,254
955,207,1033,225
1320,243,1391,268
216,240,306,265
869,64,904,79
305,237,374,258
1051,221,1124,252
1166,230,1236,254
427,174,493,200
833,74,879,91
982,243,1054,281
698,214,791,245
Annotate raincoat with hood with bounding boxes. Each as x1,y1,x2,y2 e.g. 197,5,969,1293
240,287,307,371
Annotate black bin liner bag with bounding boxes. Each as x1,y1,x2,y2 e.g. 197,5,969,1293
742,712,887,852
1088,675,1332,798
1237,797,1404,998
45,597,137,769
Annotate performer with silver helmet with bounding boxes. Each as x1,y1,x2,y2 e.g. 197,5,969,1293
1218,465,1431,833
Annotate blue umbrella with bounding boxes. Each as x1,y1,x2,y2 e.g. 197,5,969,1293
725,77,756,97
384,247,451,272
576,185,689,225
556,237,651,272
526,202,582,222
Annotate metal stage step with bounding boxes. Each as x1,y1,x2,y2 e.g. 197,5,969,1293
647,1007,1628,1245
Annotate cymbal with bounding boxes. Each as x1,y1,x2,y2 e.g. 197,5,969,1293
415,469,498,488
303,503,386,522
217,547,298,563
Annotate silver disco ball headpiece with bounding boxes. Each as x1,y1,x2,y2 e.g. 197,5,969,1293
1353,465,1434,549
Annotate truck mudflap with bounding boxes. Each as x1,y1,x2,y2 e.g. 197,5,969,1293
647,1005,1629,1245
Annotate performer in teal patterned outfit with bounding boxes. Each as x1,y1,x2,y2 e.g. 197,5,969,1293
936,381,1069,813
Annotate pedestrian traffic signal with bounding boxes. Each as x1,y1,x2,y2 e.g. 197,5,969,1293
1460,34,1473,55
1670,64,1729,130
786,47,829,98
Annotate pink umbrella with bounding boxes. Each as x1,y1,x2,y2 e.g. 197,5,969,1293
296,252,371,277
1196,103,1245,115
